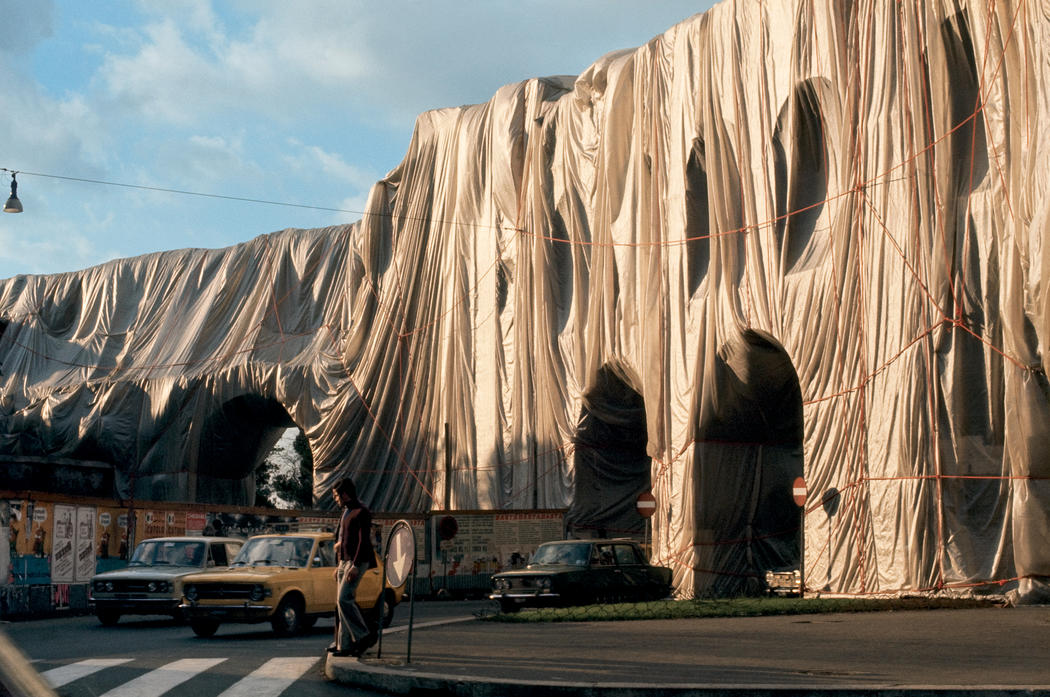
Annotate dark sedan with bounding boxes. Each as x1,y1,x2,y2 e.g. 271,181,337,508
489,539,672,613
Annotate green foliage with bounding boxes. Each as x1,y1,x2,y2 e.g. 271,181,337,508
255,431,314,509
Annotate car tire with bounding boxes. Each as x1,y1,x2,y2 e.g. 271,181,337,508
96,609,121,626
271,596,304,636
382,590,397,628
498,600,521,614
190,618,220,638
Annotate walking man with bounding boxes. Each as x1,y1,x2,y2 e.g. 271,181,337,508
329,477,376,657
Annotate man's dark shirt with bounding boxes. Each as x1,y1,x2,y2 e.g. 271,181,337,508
337,503,375,566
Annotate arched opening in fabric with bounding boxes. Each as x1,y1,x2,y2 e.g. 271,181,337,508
549,209,575,333
195,394,296,504
942,10,988,196
774,79,830,273
566,365,650,539
693,329,803,595
685,137,710,297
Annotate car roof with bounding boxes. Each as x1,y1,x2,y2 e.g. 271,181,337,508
244,531,333,540
137,536,243,544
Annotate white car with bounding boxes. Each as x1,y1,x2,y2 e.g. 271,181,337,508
90,536,243,625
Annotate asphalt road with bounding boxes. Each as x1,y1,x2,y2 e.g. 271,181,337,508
2,598,492,697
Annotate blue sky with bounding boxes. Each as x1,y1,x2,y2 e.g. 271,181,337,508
0,1,712,280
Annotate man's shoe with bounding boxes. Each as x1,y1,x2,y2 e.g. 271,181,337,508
330,649,354,657
325,643,338,653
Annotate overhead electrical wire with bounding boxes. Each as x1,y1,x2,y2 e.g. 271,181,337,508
3,167,362,215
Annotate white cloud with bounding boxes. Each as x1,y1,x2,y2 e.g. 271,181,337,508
94,2,373,127
99,18,228,125
283,140,376,191
88,1,705,131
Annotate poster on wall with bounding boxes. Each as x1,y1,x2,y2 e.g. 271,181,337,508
13,502,52,558
74,506,96,583
431,511,564,574
143,510,167,539
52,504,76,583
185,511,207,536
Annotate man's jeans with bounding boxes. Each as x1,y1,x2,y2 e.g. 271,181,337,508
336,559,372,650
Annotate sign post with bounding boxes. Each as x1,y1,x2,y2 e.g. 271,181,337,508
792,477,807,596
379,520,417,661
636,491,657,556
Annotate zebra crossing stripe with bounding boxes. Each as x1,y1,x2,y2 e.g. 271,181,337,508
42,658,135,688
215,657,319,697
98,658,227,697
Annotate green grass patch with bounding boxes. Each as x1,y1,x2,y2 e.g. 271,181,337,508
483,596,999,623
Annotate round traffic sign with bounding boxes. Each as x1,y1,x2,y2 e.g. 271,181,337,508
384,520,416,588
792,477,807,507
636,491,657,518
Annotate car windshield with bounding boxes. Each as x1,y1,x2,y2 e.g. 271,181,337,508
529,542,590,567
129,540,205,567
231,537,314,568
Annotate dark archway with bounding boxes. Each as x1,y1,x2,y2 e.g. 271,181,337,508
774,79,831,273
685,136,710,297
694,329,804,595
566,365,650,538
195,394,296,504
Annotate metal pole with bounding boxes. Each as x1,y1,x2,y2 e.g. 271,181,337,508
406,561,417,663
799,506,806,597
376,563,387,658
444,422,451,509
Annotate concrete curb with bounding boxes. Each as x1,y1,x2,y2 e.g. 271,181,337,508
324,657,1050,697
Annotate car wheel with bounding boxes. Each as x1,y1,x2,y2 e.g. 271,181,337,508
498,600,520,614
96,609,121,626
190,618,220,638
271,596,304,636
382,590,397,628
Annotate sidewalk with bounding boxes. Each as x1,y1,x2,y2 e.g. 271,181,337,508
325,606,1050,696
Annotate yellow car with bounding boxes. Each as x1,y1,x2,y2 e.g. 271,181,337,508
179,531,405,638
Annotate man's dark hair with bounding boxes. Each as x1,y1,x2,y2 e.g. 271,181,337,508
334,478,357,501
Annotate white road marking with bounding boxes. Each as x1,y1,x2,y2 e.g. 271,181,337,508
216,657,319,697
98,658,227,697
42,658,135,688
382,615,476,633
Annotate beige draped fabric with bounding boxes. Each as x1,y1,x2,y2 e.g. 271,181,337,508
0,0,1047,601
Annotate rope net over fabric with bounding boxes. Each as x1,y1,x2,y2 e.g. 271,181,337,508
0,0,1048,601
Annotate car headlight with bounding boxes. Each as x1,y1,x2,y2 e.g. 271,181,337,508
539,577,552,591
103,581,114,592
184,584,198,602
147,582,157,593
493,578,509,591
249,585,265,602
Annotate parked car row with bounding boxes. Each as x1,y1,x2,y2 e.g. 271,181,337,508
89,531,405,638
489,539,672,613
90,534,671,634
